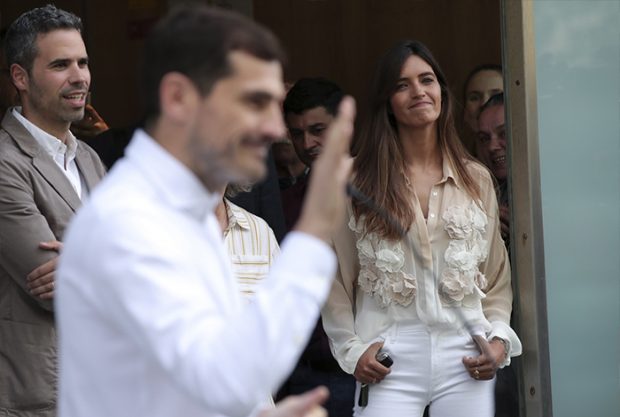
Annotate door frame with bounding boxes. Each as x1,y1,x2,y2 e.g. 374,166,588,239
500,1,553,416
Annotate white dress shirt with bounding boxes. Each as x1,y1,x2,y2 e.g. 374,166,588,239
12,107,85,198
56,129,336,417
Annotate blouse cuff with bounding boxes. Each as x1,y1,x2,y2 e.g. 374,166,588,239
488,321,522,368
341,341,373,375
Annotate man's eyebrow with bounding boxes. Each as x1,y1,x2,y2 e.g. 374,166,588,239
48,58,70,67
243,91,275,101
47,56,89,67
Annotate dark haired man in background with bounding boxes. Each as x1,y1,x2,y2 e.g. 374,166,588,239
280,77,345,230
278,77,357,417
0,5,105,416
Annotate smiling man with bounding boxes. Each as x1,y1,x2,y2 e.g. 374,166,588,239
0,6,106,416
56,5,354,417
476,92,520,417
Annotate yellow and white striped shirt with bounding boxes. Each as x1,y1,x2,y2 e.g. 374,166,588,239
223,199,280,407
223,199,280,301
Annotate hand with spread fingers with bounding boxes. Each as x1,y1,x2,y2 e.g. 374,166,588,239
26,240,63,300
354,341,391,384
261,386,329,417
462,338,507,380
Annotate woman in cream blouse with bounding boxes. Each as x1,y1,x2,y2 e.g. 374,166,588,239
322,40,521,417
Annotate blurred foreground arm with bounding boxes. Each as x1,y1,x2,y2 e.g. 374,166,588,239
58,97,357,417
261,387,328,417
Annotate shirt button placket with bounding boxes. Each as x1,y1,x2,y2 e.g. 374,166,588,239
428,188,439,228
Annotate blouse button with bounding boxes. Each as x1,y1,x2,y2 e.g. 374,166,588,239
432,191,438,197
430,213,435,218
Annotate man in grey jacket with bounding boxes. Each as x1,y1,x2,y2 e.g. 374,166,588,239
0,6,105,416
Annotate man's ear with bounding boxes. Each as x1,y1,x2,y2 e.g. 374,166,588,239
158,72,200,125
10,63,29,92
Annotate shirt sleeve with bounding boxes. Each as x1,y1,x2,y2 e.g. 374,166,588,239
81,208,335,417
211,231,335,414
321,212,371,374
477,170,522,363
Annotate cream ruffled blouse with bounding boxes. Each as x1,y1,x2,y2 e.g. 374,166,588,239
322,159,522,374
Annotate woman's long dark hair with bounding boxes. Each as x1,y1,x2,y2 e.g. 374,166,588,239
352,40,481,240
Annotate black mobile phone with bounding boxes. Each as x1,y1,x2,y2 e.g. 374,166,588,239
376,351,393,368
358,351,394,407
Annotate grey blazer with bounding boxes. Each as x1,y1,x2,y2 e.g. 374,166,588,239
0,110,106,416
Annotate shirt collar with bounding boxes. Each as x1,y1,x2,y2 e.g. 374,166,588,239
125,129,220,220
12,107,78,164
438,155,464,190
224,199,250,231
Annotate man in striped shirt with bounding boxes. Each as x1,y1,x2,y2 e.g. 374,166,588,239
216,184,280,301
215,184,280,409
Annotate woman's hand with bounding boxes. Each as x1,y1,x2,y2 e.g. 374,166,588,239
462,338,507,380
354,341,391,384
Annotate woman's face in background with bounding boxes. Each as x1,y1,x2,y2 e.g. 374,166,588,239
463,69,503,131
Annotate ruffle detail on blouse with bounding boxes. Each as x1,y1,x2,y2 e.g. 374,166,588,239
439,201,489,304
349,216,417,307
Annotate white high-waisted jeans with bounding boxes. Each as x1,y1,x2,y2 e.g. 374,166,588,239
354,322,495,417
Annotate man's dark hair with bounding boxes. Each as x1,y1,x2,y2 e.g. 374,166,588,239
143,5,286,124
479,92,504,117
283,77,344,117
4,4,83,72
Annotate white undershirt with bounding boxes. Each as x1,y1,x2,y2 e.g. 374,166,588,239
12,107,84,199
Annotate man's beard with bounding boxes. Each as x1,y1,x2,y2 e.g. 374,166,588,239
28,79,85,123
186,135,248,192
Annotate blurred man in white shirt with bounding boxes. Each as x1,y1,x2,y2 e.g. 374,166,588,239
56,5,354,417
